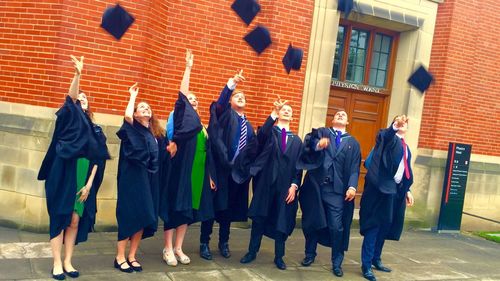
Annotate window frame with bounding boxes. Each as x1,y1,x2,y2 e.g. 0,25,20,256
333,20,399,95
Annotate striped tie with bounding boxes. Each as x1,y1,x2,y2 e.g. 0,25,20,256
238,116,247,151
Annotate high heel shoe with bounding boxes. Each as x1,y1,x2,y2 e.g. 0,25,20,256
162,248,178,266
114,259,133,273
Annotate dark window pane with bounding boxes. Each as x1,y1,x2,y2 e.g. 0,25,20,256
370,52,380,68
332,26,345,80
373,34,382,51
381,36,391,53
376,70,386,87
369,69,377,85
379,53,388,70
354,66,364,83
356,49,366,65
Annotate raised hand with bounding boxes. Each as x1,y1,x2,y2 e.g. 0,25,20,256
273,95,288,114
394,115,409,129
70,55,84,75
233,69,245,84
185,49,194,68
129,82,139,98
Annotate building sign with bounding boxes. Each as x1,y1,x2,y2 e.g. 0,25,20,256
437,142,472,232
331,80,383,94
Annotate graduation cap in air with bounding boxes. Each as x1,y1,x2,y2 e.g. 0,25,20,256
101,3,135,40
231,0,261,26
282,44,303,74
337,0,354,19
408,65,434,93
244,25,272,55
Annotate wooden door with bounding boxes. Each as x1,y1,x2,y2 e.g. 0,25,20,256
326,88,388,206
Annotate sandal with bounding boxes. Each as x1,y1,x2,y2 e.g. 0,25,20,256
114,259,133,273
174,250,191,265
127,259,143,272
162,248,178,266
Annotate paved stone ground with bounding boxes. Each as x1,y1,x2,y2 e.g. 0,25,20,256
0,225,499,281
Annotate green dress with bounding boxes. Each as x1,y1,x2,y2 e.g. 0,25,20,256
191,130,207,210
74,157,90,217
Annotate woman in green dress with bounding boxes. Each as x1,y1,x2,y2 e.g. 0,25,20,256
38,55,109,280
160,50,216,266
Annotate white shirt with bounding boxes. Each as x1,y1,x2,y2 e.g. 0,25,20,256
392,124,408,184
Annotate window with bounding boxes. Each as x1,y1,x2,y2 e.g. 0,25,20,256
332,26,345,80
346,29,369,83
369,34,392,87
332,21,397,89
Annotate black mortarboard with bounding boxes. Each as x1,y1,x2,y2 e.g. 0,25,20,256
101,4,135,40
282,44,303,74
243,25,272,55
337,0,354,19
408,65,434,93
231,0,261,26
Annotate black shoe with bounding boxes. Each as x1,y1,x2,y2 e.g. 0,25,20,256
127,259,143,272
240,252,256,264
274,257,287,270
362,266,377,281
52,268,66,280
114,259,133,273
333,267,343,277
218,242,231,258
372,260,392,272
200,243,213,260
301,256,315,266
63,267,79,278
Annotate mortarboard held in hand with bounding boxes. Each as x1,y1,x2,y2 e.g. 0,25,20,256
101,3,135,40
231,0,261,26
408,65,434,93
282,44,303,74
244,25,272,55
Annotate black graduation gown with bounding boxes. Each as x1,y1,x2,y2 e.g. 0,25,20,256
359,125,414,241
76,124,111,244
163,93,215,229
207,86,256,222
297,128,361,250
38,96,102,240
116,120,159,241
246,116,303,239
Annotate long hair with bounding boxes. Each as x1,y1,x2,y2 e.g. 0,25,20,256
150,111,165,138
79,90,94,122
135,101,165,138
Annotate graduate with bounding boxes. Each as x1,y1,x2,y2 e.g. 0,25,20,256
359,115,415,281
200,70,255,260
160,50,216,266
297,110,361,277
114,83,166,273
239,98,303,270
38,55,110,280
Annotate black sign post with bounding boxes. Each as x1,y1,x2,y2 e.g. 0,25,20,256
437,143,472,232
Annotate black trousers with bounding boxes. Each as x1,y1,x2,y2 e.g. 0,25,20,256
200,210,231,244
304,188,345,267
248,219,287,258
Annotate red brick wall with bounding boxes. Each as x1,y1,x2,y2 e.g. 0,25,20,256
419,0,500,156
0,0,314,131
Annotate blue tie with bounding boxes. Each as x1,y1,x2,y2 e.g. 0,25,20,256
335,130,342,148
238,116,247,151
